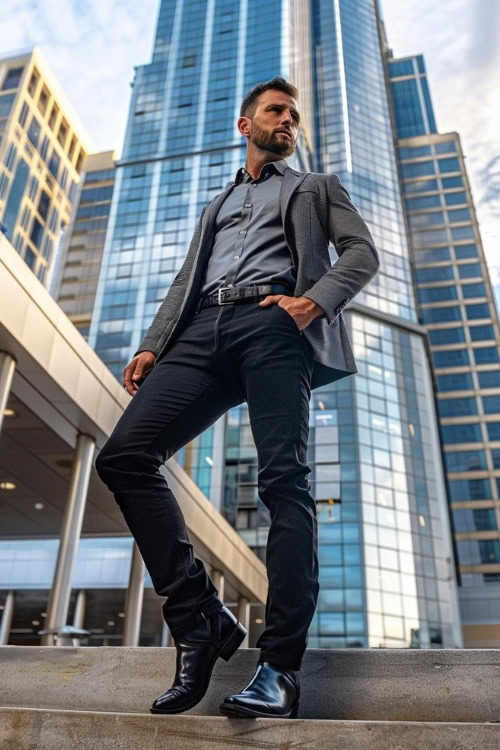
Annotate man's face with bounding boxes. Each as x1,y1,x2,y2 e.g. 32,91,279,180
241,89,300,157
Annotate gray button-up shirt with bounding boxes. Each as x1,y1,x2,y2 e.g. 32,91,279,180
199,158,296,298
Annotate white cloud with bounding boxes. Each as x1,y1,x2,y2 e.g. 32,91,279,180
0,0,158,155
380,0,500,274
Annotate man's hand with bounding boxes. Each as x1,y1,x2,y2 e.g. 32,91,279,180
122,351,156,396
258,295,325,331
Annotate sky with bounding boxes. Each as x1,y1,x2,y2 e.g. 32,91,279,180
1,0,498,275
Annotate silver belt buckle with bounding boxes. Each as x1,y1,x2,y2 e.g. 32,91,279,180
217,286,235,305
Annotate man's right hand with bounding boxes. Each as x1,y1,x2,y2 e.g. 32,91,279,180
122,351,156,396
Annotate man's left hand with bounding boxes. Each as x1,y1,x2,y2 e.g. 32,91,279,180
258,295,324,331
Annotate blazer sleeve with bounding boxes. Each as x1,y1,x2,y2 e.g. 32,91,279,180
302,174,380,326
133,205,208,357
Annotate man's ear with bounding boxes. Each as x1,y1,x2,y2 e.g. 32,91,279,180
237,116,250,138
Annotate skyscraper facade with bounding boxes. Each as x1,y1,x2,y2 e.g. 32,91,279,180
89,0,462,649
388,51,500,647
0,48,92,287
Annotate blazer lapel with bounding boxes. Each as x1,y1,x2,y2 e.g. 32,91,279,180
280,167,307,226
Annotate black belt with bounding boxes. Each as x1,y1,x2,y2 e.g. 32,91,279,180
196,283,290,312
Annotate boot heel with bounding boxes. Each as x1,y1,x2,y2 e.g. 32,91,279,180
219,622,247,661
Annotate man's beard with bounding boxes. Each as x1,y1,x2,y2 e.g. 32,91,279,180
248,120,296,157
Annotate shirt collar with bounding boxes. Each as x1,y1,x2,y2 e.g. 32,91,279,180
235,158,289,185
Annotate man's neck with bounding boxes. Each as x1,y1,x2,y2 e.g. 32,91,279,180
244,153,285,181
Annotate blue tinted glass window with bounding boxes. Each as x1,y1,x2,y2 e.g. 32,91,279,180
2,156,29,239
433,349,469,367
479,540,500,564
442,176,463,189
453,508,496,532
428,327,464,345
27,116,41,148
2,67,23,90
389,60,414,76
401,161,435,178
24,247,36,269
454,244,477,259
449,478,491,501
466,303,490,319
441,423,482,443
469,324,494,341
434,142,456,154
492,450,500,469
445,191,467,205
415,267,454,283
474,347,499,365
458,263,481,278
0,93,15,117
462,282,486,298
487,423,500,441
437,397,477,417
48,150,60,180
437,373,473,392
448,208,471,222
418,285,457,303
438,157,460,173
414,248,451,264
421,306,461,323
405,195,441,210
408,211,445,228
412,229,448,246
30,218,43,248
444,450,486,471
483,395,500,413
399,145,432,158
479,371,500,388
452,226,474,240
403,178,438,194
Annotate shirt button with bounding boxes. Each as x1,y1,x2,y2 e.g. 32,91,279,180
239,229,246,234
234,255,239,260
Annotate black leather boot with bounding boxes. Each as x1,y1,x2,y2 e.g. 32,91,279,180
219,660,300,718
150,604,247,714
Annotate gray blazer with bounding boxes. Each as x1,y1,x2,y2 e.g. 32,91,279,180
134,166,380,390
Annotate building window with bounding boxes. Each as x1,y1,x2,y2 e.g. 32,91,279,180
3,143,16,171
2,67,24,90
37,86,50,116
27,115,41,149
48,102,59,130
37,190,50,221
18,101,29,128
438,157,460,173
24,246,36,269
28,69,40,98
474,347,499,365
0,93,15,120
30,217,44,249
40,135,49,161
48,149,60,181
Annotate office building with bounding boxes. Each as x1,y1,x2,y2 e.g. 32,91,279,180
85,0,462,649
0,47,93,287
50,151,117,340
388,49,500,647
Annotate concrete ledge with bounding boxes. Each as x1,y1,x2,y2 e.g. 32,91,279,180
1,646,500,722
1,708,500,750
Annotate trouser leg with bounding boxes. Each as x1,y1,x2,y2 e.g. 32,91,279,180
95,308,243,637
236,302,318,670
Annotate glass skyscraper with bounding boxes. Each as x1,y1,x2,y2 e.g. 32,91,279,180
388,50,500,648
88,0,462,649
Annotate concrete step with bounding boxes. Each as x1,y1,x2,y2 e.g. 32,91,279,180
1,646,500,722
1,707,500,750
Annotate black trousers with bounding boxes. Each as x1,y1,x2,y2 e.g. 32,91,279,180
95,298,319,670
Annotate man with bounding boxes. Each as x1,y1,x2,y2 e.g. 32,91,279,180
95,75,379,719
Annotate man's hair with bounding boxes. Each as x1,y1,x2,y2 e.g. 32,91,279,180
239,76,299,119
